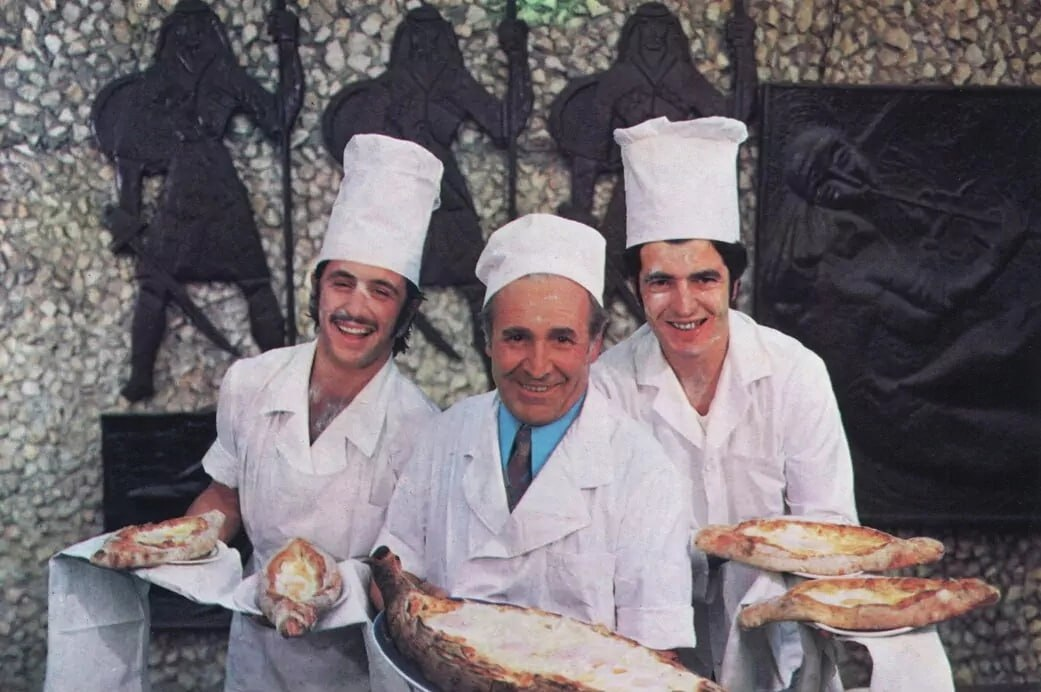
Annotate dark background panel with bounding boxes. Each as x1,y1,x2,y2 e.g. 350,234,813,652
754,84,1041,526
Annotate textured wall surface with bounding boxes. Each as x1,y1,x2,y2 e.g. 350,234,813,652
1,0,1038,689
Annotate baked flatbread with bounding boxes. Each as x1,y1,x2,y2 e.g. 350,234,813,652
368,546,723,692
257,538,343,638
89,510,224,569
695,519,944,575
738,576,999,631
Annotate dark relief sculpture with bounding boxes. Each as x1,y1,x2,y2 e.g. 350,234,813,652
549,1,757,316
322,3,533,371
755,85,1041,524
92,0,303,401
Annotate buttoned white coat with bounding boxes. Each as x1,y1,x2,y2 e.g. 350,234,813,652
591,312,858,690
203,342,438,692
376,386,696,652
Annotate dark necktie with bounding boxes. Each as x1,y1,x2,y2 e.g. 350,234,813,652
505,424,533,512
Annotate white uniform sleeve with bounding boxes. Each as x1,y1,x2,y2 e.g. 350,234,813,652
374,445,431,580
200,362,243,489
782,354,859,523
613,436,696,650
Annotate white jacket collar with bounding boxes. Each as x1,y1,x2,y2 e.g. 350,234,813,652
632,312,773,448
462,389,615,559
259,340,396,458
632,312,772,389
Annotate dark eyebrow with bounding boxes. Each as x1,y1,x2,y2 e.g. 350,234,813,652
326,269,400,296
326,268,356,282
643,270,674,284
548,327,578,340
370,278,401,296
500,326,533,339
689,269,722,282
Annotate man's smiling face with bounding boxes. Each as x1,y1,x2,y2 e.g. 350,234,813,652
485,274,602,427
638,239,732,367
314,260,407,375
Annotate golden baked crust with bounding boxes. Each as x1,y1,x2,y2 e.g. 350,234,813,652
368,546,725,692
695,519,945,575
257,537,344,637
738,576,999,631
89,510,224,569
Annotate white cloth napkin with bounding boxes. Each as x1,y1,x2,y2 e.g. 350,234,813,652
45,532,244,692
720,566,816,691
45,532,373,692
45,550,152,692
727,567,955,692
843,626,954,692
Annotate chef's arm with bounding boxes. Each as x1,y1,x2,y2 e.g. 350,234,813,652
186,480,242,543
783,354,859,523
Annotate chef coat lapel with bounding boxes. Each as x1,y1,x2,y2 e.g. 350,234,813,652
468,391,612,560
259,341,315,472
634,325,707,449
704,313,771,449
314,359,392,458
462,395,512,550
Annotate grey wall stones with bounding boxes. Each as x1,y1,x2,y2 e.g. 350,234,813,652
2,0,1039,689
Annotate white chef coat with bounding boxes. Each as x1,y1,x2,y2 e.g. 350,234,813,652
591,312,858,690
202,341,439,692
375,386,695,651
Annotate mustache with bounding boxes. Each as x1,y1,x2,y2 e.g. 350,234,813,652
329,310,378,330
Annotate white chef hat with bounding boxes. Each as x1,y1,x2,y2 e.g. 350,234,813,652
319,134,443,285
616,116,748,247
476,214,605,306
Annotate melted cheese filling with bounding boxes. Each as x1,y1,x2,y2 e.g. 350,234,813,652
426,603,704,690
273,557,320,602
805,584,926,608
133,520,200,546
742,522,886,555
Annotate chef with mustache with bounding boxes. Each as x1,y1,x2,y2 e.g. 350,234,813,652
374,213,695,656
590,116,858,690
186,133,443,691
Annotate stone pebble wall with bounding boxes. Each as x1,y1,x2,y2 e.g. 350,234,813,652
1,0,1038,689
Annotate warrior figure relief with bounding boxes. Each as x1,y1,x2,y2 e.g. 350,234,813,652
94,0,303,401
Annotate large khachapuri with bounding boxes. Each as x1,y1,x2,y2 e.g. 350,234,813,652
367,546,723,692
738,576,1000,631
695,519,945,576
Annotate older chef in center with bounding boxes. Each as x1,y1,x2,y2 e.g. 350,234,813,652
592,116,858,690
374,213,696,652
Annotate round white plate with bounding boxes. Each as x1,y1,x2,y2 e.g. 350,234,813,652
811,622,914,638
371,611,439,692
230,571,350,618
165,544,223,565
790,570,865,580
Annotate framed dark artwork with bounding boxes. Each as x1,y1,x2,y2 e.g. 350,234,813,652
754,84,1041,526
